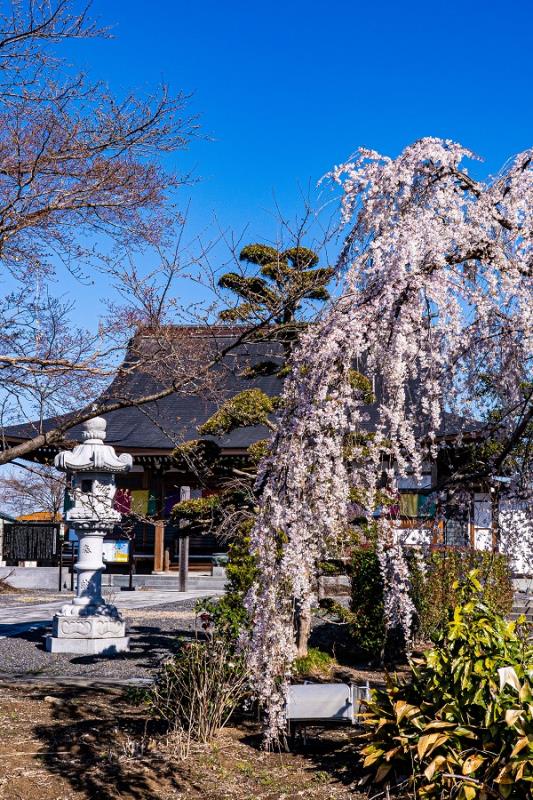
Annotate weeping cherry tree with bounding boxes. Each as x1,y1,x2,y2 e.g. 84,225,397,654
245,138,533,743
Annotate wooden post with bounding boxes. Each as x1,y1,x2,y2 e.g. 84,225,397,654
491,486,499,551
178,486,190,592
58,540,63,592
128,536,135,590
154,520,165,573
164,547,170,572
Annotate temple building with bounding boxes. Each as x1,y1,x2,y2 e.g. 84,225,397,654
4,326,284,573
4,325,521,575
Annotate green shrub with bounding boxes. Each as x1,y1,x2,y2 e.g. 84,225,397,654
347,548,387,660
410,549,514,641
197,525,257,643
293,647,337,678
317,552,386,663
324,547,513,663
360,572,533,799
148,638,249,743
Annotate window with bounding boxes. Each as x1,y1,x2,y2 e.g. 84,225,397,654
444,519,470,548
80,479,93,493
474,493,491,529
396,473,432,490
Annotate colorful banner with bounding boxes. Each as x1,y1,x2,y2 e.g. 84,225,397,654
130,489,149,516
114,488,132,514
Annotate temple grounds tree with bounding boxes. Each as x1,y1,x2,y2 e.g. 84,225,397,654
218,243,334,359
172,242,334,650
245,139,533,743
0,462,65,519
172,241,334,511
0,0,223,466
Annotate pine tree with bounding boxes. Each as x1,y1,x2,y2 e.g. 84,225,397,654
171,243,333,646
172,242,333,521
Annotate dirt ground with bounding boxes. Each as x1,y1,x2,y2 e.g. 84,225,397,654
0,685,367,800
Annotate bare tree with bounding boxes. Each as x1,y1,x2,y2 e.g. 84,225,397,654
0,461,65,518
0,1,213,464
0,5,342,468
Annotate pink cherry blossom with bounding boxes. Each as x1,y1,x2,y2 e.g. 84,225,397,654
245,139,532,745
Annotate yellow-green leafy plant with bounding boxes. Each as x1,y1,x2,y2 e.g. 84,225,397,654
360,571,533,799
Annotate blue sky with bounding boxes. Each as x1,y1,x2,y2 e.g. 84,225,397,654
63,0,532,310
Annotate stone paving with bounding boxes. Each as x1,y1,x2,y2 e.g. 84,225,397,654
0,589,222,638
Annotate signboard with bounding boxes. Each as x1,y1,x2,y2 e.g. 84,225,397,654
102,540,129,563
3,523,59,562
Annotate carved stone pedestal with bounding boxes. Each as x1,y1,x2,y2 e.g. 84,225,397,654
46,604,129,654
47,637,129,655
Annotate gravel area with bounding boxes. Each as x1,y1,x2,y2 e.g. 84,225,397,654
0,599,202,682
0,588,67,606
0,591,395,688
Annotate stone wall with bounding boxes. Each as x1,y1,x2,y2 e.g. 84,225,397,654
0,566,72,591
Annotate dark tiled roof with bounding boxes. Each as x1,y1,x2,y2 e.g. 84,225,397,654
4,326,480,454
5,328,285,452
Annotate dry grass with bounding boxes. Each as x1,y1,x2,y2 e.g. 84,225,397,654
0,685,365,800
0,573,21,594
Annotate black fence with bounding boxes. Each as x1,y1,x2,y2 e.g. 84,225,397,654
3,522,60,564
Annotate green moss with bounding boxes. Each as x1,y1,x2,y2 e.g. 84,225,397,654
293,647,336,677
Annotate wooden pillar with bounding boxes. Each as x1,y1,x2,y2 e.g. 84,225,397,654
154,520,165,573
178,486,190,592
491,486,499,551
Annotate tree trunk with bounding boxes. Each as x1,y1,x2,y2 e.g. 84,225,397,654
295,603,311,658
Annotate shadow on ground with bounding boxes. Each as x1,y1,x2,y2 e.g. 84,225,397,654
240,719,363,788
32,686,364,800
65,624,188,667
34,686,186,800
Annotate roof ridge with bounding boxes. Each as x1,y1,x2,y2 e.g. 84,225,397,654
133,324,254,338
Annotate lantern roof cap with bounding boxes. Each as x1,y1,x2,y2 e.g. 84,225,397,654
54,418,133,474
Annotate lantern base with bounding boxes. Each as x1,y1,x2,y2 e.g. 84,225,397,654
46,605,129,655
46,634,130,655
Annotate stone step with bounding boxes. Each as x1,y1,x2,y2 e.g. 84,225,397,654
102,574,226,591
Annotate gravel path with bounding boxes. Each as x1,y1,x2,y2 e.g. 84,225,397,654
0,597,212,682
0,589,67,607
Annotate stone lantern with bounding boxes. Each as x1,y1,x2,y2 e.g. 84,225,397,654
46,416,133,654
